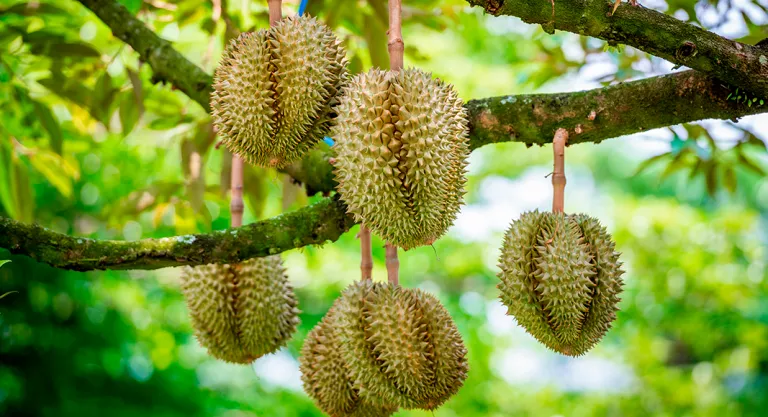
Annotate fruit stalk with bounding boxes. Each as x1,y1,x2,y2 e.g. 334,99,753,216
552,128,568,213
230,156,245,227
384,0,403,285
360,226,373,280
268,0,282,25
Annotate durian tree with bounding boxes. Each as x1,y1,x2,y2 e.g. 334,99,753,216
0,0,767,416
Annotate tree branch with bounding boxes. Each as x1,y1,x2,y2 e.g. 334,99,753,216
5,0,760,271
0,196,354,271
78,0,213,111
466,0,768,98
287,70,767,195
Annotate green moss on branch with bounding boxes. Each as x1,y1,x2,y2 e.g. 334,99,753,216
0,196,354,271
466,0,768,98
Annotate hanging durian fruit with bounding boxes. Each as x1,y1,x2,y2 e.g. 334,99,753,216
332,68,470,250
497,130,624,356
180,256,300,363
300,303,398,417
330,280,468,410
211,15,348,169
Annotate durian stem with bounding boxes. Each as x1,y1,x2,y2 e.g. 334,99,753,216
388,0,404,71
268,0,282,25
360,225,373,281
552,128,568,214
385,243,399,284
230,155,245,228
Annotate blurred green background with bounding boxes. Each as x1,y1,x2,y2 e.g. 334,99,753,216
1,0,767,416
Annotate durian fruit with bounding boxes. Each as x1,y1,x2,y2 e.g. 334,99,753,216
332,68,469,250
333,280,468,410
211,15,347,169
300,303,397,417
497,210,624,356
180,256,300,363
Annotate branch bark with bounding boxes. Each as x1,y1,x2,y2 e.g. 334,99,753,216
4,0,762,271
288,70,767,195
466,0,768,98
78,0,213,111
0,196,354,271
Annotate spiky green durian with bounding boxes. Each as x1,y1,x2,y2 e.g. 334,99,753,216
332,68,469,250
211,15,347,168
300,304,398,417
180,256,300,363
497,211,624,356
333,281,468,410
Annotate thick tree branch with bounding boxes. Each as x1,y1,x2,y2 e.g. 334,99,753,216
6,0,761,271
0,196,354,271
287,70,767,195
466,0,768,98
78,0,213,111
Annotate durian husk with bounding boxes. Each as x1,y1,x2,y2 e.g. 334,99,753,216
211,15,348,168
332,68,469,250
300,303,397,417
180,256,300,363
497,211,624,356
333,281,469,410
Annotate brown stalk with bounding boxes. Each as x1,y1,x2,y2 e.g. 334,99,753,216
382,0,404,285
268,0,282,25
552,128,568,213
360,226,373,280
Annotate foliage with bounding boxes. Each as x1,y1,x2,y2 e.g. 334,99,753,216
0,0,767,416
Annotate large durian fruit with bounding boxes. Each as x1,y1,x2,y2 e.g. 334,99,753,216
332,280,469,410
332,68,469,250
180,256,300,363
300,303,398,417
211,15,347,169
497,210,624,356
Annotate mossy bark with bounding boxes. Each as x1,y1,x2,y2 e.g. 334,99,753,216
6,0,763,271
466,0,768,98
0,196,354,271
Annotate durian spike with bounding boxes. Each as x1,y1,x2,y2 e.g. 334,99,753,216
267,0,281,25
360,225,373,280
552,128,568,213
385,243,399,284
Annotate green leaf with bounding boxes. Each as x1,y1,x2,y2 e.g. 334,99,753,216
723,166,737,193
32,100,63,154
736,149,766,176
119,91,140,135
704,160,718,197
660,149,691,181
0,291,18,300
0,141,33,222
119,0,143,14
0,260,10,268
29,42,101,58
27,150,79,199
634,152,670,175
0,2,66,16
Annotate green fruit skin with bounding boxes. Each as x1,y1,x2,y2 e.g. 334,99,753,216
332,67,469,250
212,15,348,169
300,303,398,417
180,256,300,364
333,281,469,410
497,211,624,356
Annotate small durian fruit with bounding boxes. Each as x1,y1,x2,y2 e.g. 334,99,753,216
497,211,624,356
180,256,300,364
332,68,469,250
300,303,397,417
211,15,347,169
333,281,468,410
